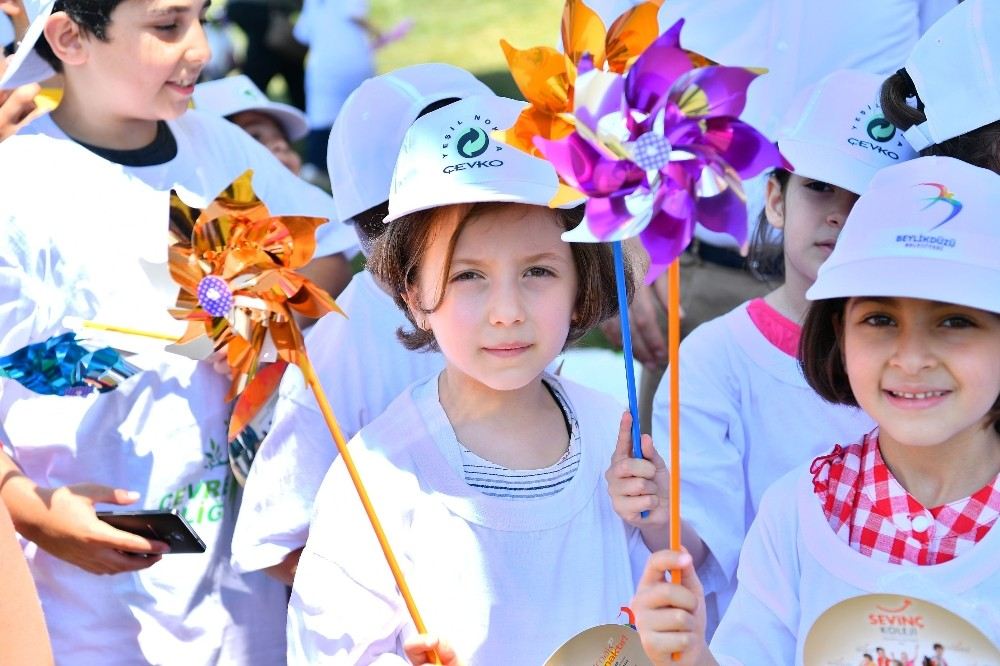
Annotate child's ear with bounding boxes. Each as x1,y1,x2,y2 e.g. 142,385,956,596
764,174,785,230
401,289,428,331
43,12,87,67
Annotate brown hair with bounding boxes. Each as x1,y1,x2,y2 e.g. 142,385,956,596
800,298,1000,434
881,70,1000,172
368,202,634,351
748,168,791,282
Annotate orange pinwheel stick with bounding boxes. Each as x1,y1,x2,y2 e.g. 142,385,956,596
298,353,440,665
166,171,440,664
667,259,682,662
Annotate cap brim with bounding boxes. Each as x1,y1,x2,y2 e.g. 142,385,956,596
779,139,879,195
385,180,559,223
560,213,642,243
258,101,309,141
0,0,55,89
807,256,1000,313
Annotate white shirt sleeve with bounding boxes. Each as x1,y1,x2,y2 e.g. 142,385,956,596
709,475,801,665
232,302,370,572
230,364,339,572
287,552,410,665
286,455,411,665
918,0,958,34
0,211,81,356
652,320,748,596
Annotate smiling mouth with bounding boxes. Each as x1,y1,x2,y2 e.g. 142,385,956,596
887,390,948,399
167,78,197,91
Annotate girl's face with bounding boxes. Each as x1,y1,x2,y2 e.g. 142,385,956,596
407,204,578,393
765,174,859,287
842,297,1000,449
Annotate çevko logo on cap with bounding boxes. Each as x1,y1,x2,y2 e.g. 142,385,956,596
441,111,506,174
848,100,908,161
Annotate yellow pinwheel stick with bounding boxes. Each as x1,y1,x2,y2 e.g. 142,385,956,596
62,316,181,342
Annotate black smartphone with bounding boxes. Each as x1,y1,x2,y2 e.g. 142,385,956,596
96,509,207,554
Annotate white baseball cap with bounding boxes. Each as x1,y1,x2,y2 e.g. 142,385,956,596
192,74,308,141
901,0,1000,152
778,69,916,195
327,63,492,223
807,156,1000,314
386,94,565,222
0,0,55,90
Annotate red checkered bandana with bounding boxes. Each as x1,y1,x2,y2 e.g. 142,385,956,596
811,431,1000,565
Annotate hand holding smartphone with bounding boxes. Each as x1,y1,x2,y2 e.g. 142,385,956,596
96,509,206,554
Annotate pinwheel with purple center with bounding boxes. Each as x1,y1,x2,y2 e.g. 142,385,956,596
535,19,788,278
497,0,711,207
502,5,789,625
167,170,439,662
167,169,342,400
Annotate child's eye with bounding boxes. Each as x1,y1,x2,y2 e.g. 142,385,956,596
450,271,480,282
861,313,895,327
941,315,975,329
804,180,835,193
155,23,179,32
524,266,554,278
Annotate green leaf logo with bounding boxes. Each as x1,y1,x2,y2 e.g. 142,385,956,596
866,117,896,143
457,127,489,158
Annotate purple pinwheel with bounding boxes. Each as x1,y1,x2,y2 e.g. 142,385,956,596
535,19,788,279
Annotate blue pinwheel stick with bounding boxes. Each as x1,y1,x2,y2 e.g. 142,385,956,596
612,242,644,454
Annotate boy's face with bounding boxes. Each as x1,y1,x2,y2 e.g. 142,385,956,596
82,0,210,121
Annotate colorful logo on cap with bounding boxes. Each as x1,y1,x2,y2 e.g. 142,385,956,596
456,127,489,158
919,182,963,229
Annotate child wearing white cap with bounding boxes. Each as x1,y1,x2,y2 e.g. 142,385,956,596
631,155,1000,664
192,74,357,299
614,70,915,636
881,0,1000,171
229,64,491,585
0,0,353,661
193,74,309,175
286,93,649,664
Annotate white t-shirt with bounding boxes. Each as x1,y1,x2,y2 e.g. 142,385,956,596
594,0,956,245
287,373,650,665
0,110,343,664
294,0,375,129
710,469,1000,664
652,302,874,633
230,270,444,573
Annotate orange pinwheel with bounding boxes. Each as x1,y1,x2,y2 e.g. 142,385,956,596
167,170,438,662
167,170,343,399
497,0,709,159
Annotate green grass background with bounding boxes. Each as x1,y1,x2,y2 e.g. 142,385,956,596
369,1,565,99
